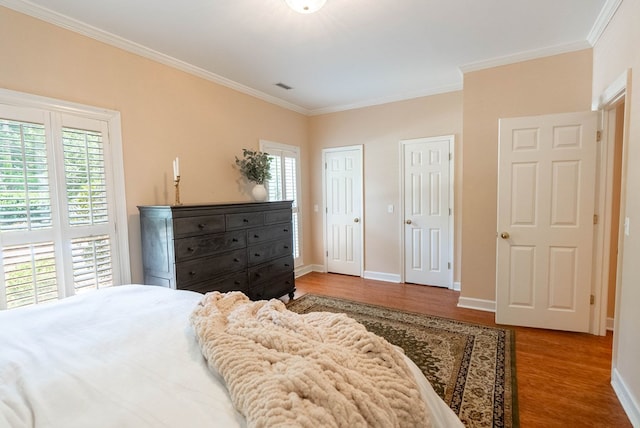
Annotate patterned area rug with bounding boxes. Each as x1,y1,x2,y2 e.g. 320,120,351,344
287,294,518,428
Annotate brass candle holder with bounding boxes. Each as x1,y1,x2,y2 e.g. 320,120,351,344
173,175,182,206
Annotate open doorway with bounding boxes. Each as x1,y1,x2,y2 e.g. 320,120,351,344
604,102,625,332
593,70,630,338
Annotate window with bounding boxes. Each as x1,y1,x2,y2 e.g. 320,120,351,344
260,140,302,267
0,90,130,310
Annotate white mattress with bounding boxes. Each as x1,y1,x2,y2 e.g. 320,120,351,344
0,285,463,427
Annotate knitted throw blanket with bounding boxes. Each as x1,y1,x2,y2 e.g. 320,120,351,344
190,292,429,428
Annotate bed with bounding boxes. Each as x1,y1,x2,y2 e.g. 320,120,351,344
0,285,463,427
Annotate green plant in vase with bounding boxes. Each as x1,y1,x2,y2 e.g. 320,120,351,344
235,148,272,201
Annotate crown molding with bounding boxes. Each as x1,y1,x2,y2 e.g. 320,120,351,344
1,0,462,117
587,0,623,46
459,40,591,75
309,82,463,116
0,0,311,115
2,0,618,117
459,0,623,75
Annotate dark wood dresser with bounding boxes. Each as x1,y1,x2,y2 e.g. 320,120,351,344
138,201,295,300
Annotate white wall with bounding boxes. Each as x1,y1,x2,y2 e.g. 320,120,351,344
592,0,640,424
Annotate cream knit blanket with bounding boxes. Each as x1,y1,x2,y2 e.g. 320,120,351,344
190,292,429,428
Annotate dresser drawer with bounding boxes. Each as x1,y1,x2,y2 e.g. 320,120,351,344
264,209,291,225
174,215,225,237
247,223,292,245
176,249,247,286
248,255,293,285
248,238,292,267
248,272,295,301
174,231,246,261
179,271,248,295
226,212,264,230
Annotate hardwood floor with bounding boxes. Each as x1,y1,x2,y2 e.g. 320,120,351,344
293,272,631,428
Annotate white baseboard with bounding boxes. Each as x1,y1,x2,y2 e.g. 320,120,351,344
294,265,312,277
295,264,325,277
607,317,615,332
363,271,401,283
612,367,640,427
295,265,326,278
297,267,401,283
297,270,461,290
457,296,496,312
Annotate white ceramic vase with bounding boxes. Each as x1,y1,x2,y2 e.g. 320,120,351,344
251,183,267,202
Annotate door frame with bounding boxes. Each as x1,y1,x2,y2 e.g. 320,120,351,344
322,145,364,276
399,135,455,288
592,69,631,337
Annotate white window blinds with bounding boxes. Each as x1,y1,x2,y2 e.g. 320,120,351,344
0,119,51,232
63,127,109,226
0,100,126,310
2,242,58,308
71,235,112,294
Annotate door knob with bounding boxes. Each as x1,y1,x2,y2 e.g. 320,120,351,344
405,219,412,225
354,218,360,223
500,232,510,239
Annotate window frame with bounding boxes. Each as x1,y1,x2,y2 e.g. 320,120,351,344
259,140,303,268
0,88,131,309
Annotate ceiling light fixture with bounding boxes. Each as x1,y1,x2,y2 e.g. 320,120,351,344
285,0,327,14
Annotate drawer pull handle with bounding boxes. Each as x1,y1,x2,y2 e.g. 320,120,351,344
284,264,290,267
233,258,240,262
189,271,197,276
187,247,195,252
254,234,260,238
243,218,249,223
232,238,239,242
284,245,289,249
254,253,261,257
283,229,289,232
198,223,206,229
255,273,261,278
234,281,241,285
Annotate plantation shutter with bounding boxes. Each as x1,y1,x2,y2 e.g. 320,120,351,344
0,104,121,310
261,142,302,266
0,107,59,309
267,155,282,201
61,120,114,295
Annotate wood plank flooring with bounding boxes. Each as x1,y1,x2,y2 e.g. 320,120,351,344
293,272,631,427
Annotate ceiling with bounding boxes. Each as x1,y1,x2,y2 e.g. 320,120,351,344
2,0,615,115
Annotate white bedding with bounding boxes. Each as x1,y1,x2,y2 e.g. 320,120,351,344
0,285,463,428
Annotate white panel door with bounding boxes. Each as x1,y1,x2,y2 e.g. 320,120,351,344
403,137,451,287
325,148,362,276
496,111,597,332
